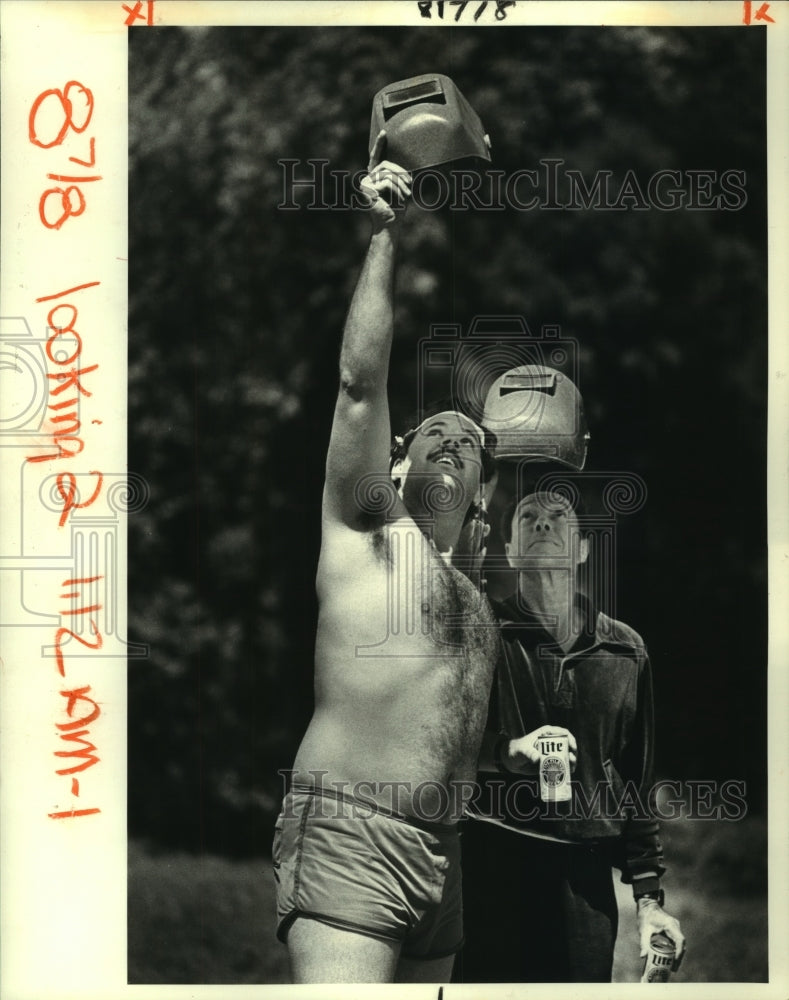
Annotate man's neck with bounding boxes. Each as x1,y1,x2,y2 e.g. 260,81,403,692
517,570,581,652
388,509,463,562
434,508,470,556
400,487,465,558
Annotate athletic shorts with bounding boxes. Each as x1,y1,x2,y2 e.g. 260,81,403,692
272,785,463,960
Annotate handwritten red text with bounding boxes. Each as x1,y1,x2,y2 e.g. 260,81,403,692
48,577,104,819
743,1,775,22
123,1,155,26
28,81,101,229
27,281,105,526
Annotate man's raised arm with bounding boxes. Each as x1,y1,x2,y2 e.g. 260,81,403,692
323,132,412,529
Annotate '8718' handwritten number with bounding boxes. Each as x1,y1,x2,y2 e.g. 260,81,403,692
28,82,100,230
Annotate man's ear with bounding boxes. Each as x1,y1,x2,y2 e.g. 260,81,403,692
577,535,589,566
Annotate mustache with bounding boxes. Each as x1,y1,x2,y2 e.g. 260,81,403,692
427,446,464,469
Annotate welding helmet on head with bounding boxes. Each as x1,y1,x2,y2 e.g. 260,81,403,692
482,365,590,470
369,73,491,172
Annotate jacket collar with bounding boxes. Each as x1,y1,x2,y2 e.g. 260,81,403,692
492,591,640,659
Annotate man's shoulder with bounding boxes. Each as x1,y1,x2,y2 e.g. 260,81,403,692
594,610,647,658
318,516,434,578
317,519,391,582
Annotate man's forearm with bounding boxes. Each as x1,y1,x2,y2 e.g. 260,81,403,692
321,150,409,525
339,228,399,401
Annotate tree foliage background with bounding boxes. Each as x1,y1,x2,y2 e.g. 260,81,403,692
128,24,767,857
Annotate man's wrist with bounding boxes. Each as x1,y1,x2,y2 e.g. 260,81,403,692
369,222,400,244
635,888,665,909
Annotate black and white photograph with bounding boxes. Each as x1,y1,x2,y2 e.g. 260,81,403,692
1,2,787,997
125,7,771,987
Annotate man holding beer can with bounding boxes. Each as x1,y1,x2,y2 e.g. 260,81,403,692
457,371,685,983
641,932,676,982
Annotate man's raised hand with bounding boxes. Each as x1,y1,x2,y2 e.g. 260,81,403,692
359,130,412,230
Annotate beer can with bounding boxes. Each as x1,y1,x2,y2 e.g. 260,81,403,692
537,733,571,802
640,932,675,983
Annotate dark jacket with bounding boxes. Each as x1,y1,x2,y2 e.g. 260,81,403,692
470,592,664,891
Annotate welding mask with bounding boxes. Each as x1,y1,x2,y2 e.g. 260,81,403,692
482,366,590,470
369,73,491,172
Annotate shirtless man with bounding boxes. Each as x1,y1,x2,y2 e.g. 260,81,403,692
271,135,503,983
